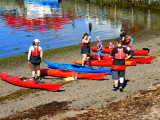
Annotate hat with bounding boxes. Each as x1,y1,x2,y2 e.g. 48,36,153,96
96,36,100,39
34,39,40,42
117,38,122,42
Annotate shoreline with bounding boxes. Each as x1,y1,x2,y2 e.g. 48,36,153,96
0,28,160,119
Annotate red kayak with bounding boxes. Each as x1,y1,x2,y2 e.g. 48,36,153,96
0,73,62,91
90,54,154,64
28,66,107,80
91,46,149,55
71,60,136,66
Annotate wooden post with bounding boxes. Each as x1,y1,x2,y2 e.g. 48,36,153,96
148,0,151,6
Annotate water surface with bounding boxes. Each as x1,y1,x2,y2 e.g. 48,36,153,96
0,0,160,59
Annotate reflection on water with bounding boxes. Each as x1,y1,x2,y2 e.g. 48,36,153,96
0,0,160,59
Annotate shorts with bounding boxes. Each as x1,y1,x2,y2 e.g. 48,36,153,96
97,50,102,57
30,63,40,71
112,70,125,80
81,47,90,55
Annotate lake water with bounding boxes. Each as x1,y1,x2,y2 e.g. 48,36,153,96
0,0,160,59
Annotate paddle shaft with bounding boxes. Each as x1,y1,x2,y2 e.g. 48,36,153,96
88,23,92,67
89,23,92,36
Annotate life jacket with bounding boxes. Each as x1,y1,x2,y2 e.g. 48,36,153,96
109,44,115,49
125,36,132,43
31,46,40,56
114,47,126,59
81,39,90,47
96,41,102,49
112,65,126,71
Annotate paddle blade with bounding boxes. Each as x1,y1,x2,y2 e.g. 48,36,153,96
89,23,92,35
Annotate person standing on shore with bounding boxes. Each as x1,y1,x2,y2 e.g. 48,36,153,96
28,39,43,83
96,36,103,61
81,33,91,66
110,38,128,92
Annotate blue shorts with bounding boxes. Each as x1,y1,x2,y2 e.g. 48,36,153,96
112,70,125,80
97,50,102,57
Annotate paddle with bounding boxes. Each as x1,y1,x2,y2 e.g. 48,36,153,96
89,22,92,36
88,23,92,67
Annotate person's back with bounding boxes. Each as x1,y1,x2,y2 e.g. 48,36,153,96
110,38,128,92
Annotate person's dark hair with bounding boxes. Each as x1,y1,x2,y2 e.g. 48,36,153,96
32,41,35,45
120,27,125,32
82,33,89,39
117,38,122,43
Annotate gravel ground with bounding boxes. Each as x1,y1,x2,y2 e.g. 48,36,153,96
0,28,160,120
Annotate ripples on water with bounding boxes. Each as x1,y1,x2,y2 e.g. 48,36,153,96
0,0,160,59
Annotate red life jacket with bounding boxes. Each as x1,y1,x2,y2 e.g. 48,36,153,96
125,36,131,43
112,65,126,71
31,46,40,56
81,39,90,47
96,41,102,49
114,47,126,59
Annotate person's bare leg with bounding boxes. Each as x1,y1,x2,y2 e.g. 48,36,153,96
114,80,119,88
82,54,87,66
113,80,119,91
32,71,36,79
119,77,124,92
37,70,40,77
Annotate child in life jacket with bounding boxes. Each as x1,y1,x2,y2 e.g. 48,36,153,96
109,42,115,49
96,36,103,61
124,35,135,48
110,38,128,92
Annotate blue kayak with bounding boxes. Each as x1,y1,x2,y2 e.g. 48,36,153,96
44,61,112,74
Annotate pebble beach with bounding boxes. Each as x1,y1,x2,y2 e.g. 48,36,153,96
0,28,160,120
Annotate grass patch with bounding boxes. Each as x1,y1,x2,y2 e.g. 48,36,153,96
0,88,41,103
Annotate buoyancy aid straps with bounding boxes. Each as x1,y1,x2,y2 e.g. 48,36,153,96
31,46,40,56
114,47,126,59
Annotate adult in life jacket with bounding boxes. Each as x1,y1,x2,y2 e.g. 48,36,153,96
28,39,43,83
110,38,128,92
81,33,91,66
96,36,103,61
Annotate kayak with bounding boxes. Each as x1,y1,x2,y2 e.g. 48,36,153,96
90,54,154,64
91,46,149,55
44,61,112,74
28,66,107,80
0,72,62,91
70,60,136,66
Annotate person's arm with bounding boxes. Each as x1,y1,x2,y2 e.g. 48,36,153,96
83,36,91,43
124,47,129,58
28,46,32,61
39,46,43,59
110,47,117,57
